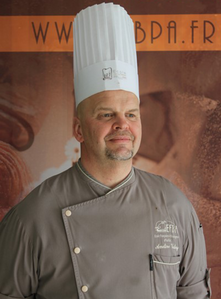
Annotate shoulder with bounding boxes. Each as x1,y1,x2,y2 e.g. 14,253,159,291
134,167,183,193
134,167,166,187
1,165,78,231
134,167,193,212
21,165,75,207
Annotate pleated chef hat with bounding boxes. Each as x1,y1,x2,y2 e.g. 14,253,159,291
73,2,139,106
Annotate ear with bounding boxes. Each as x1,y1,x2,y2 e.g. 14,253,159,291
73,117,84,143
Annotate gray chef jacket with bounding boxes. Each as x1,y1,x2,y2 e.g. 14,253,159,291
0,161,211,299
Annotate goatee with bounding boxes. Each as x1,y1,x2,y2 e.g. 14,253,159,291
105,148,134,161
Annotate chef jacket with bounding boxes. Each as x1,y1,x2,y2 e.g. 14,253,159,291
0,160,211,299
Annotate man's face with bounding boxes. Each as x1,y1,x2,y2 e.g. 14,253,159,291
74,90,142,164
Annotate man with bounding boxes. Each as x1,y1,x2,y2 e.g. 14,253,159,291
0,3,211,299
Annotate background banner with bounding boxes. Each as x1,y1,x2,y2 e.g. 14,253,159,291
0,0,220,297
0,14,221,51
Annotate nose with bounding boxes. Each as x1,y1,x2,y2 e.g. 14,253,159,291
113,115,129,130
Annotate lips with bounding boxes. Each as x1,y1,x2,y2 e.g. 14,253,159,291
109,137,131,143
105,132,134,142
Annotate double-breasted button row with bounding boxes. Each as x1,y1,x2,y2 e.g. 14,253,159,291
72,247,88,292
65,210,88,293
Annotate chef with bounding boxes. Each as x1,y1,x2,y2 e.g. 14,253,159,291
0,3,211,299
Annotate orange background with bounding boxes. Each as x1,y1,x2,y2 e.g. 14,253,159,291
0,14,221,52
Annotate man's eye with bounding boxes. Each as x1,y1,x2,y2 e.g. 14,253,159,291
127,113,135,118
103,113,113,117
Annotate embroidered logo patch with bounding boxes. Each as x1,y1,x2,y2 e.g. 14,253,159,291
154,220,179,252
155,220,178,234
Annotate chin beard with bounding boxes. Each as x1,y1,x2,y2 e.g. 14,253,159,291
105,147,134,161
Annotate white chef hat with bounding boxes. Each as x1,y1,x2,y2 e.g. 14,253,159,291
73,2,139,106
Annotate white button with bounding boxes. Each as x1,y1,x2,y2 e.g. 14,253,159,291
81,285,88,293
74,247,81,254
65,210,72,217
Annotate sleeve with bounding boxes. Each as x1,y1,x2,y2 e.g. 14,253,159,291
0,207,38,299
177,206,211,299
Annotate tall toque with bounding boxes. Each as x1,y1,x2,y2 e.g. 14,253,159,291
73,2,139,106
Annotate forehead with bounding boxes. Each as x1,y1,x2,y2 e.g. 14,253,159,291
83,90,139,112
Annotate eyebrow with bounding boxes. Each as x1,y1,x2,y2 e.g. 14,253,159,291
95,107,114,112
127,109,140,113
94,107,139,114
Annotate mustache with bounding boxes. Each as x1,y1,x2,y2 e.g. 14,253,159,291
105,131,135,141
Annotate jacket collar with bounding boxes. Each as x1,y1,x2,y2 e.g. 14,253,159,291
76,159,135,195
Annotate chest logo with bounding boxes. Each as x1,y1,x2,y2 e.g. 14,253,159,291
154,220,179,252
155,220,178,234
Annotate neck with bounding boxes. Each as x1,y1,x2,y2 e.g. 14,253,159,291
79,156,133,188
